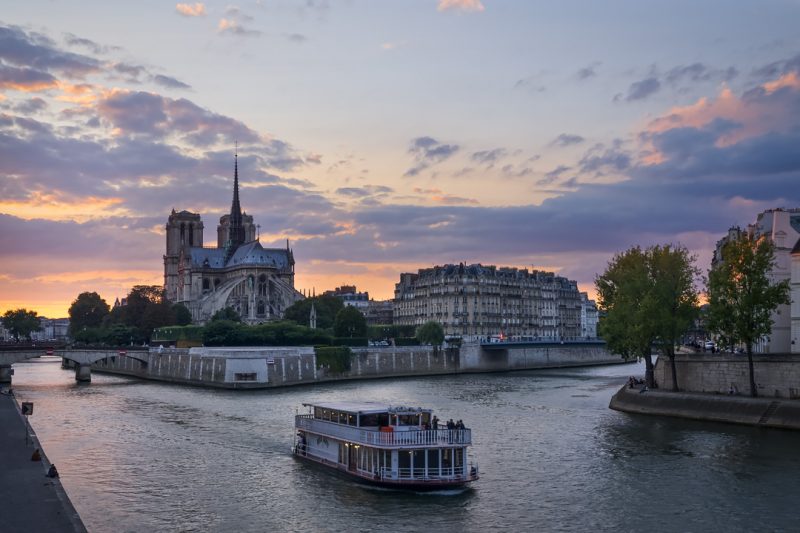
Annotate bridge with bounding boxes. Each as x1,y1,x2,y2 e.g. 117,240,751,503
0,347,149,384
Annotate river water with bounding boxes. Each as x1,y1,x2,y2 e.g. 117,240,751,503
11,358,800,533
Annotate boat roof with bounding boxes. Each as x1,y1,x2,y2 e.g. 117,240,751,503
304,401,431,415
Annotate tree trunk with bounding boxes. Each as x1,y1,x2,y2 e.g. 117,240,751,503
669,351,679,391
644,353,655,388
746,342,758,398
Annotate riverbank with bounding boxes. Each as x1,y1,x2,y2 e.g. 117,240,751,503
88,342,622,389
609,385,800,430
0,390,86,532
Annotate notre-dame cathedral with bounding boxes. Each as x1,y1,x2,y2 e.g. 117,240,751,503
163,154,303,324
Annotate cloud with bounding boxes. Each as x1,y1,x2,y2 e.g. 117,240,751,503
616,63,738,102
9,97,48,114
287,33,308,44
0,25,101,78
471,148,507,166
404,136,460,177
437,0,485,12
0,64,58,92
550,133,585,147
621,77,661,101
576,62,600,81
63,33,119,55
176,3,206,17
412,188,478,205
218,7,260,36
537,165,571,186
664,63,737,85
335,185,394,198
218,18,261,36
752,53,800,80
152,74,191,90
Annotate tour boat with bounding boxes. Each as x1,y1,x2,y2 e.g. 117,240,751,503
293,401,479,491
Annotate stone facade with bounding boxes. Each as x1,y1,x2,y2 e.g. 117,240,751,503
713,208,800,353
393,263,582,340
163,155,302,324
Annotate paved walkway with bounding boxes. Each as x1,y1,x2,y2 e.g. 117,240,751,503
0,390,86,532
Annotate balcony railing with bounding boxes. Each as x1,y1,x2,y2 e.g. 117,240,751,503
296,415,472,447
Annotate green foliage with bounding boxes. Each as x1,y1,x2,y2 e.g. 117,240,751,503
1,308,42,340
202,320,240,346
283,295,343,329
332,337,368,347
416,321,445,345
172,303,193,326
367,324,416,340
596,244,700,389
152,325,205,342
706,234,791,397
333,306,367,338
314,345,352,374
211,307,241,322
201,320,332,347
68,292,110,336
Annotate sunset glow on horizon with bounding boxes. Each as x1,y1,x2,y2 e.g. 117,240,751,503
2,1,799,318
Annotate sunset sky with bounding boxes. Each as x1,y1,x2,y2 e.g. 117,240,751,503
2,0,800,318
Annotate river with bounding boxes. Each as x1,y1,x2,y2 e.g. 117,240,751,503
11,357,800,533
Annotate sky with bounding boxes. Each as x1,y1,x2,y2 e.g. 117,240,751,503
2,0,800,318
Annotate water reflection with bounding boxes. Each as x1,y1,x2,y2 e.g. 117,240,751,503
11,358,800,532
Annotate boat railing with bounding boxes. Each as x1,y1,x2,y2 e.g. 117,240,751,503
377,465,478,481
296,414,472,446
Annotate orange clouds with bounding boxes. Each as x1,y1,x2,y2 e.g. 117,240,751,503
642,72,800,160
413,187,479,205
0,269,163,317
0,193,128,222
437,0,485,12
176,3,206,17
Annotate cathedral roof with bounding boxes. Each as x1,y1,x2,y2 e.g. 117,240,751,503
189,247,227,268
188,241,291,269
226,241,291,268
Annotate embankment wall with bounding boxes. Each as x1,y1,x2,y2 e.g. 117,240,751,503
654,354,800,399
92,343,623,389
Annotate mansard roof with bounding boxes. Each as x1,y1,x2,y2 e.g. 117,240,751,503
791,237,800,255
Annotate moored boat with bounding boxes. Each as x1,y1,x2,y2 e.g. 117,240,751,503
293,401,479,490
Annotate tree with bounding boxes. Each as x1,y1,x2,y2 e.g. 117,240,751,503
172,303,193,326
333,306,367,338
1,308,42,341
416,321,445,346
648,245,700,391
68,292,110,336
706,234,791,397
283,295,343,330
211,307,241,322
596,247,657,386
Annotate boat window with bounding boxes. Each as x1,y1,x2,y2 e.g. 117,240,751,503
454,448,464,469
347,414,356,426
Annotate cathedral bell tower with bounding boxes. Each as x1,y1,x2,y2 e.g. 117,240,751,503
164,209,203,302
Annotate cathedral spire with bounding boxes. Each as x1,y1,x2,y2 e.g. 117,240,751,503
227,143,246,255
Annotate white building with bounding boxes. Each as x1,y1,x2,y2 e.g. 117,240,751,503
394,263,582,340
714,208,800,353
580,292,599,339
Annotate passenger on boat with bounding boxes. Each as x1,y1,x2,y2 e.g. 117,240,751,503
432,416,439,430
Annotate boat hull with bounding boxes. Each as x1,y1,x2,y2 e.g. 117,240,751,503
292,448,478,492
